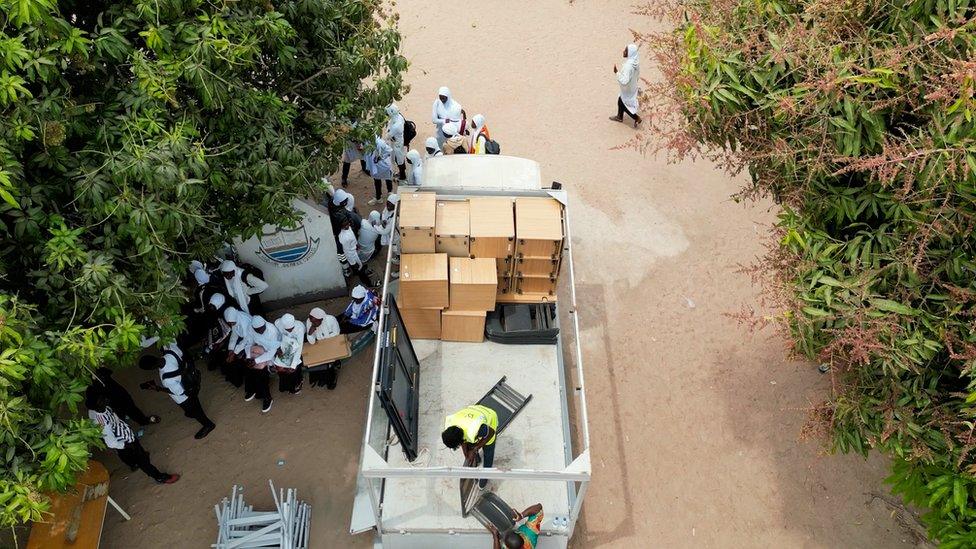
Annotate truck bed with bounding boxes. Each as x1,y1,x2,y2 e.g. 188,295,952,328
381,340,571,532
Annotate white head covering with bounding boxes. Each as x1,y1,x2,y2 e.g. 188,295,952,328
332,189,350,207
351,285,367,299
209,293,226,309
368,210,381,223
139,335,156,349
386,103,400,117
194,269,210,285
472,114,485,130
387,193,399,206
433,87,462,126
438,86,451,99
309,307,326,320
223,307,238,323
424,137,441,159
278,313,296,330
626,43,639,63
442,122,460,137
189,260,204,274
406,150,422,166
220,260,237,273
251,315,267,329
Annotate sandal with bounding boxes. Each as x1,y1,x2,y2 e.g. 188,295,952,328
148,415,160,424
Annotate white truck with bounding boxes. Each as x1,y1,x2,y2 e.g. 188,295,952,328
350,155,591,548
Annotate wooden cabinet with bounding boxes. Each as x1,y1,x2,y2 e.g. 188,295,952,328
400,308,442,340
441,309,486,342
435,200,470,257
514,257,560,278
514,197,564,259
399,253,449,308
399,192,437,253
449,257,497,311
469,197,515,259
514,274,557,296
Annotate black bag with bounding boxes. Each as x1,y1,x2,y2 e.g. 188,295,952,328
161,350,202,396
484,138,501,155
404,120,417,148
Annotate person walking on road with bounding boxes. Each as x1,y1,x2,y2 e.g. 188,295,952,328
138,350,216,440
87,392,179,484
609,43,642,127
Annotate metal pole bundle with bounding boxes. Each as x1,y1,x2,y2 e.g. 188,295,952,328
212,482,312,549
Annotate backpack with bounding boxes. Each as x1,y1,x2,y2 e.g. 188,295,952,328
403,120,417,148
484,137,501,155
161,350,202,397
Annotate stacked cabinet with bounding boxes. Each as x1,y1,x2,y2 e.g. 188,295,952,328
468,197,516,292
513,198,564,296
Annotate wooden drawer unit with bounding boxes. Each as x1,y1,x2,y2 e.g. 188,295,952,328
469,197,515,259
400,308,441,340
497,275,513,295
435,200,470,257
399,192,437,253
449,257,497,311
514,197,564,259
441,309,486,343
495,256,513,278
514,257,560,278
399,253,449,309
514,274,557,296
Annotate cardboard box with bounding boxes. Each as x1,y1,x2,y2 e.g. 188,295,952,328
515,256,560,278
400,307,442,340
400,253,449,308
435,200,470,257
449,257,497,311
469,197,514,259
515,197,563,259
441,309,486,342
399,192,437,253
302,335,351,367
515,274,557,296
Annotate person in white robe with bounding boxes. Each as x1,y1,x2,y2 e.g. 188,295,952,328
405,150,423,186
440,122,467,155
273,313,305,395
366,136,394,205
339,218,372,287
424,136,443,160
468,114,490,154
610,44,642,127
222,307,252,387
332,188,356,212
245,315,279,412
431,86,463,146
304,308,343,389
386,103,407,181
219,260,267,314
357,215,381,264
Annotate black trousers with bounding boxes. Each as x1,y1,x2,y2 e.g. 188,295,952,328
277,363,304,393
397,162,406,181
373,179,393,200
617,97,639,121
244,367,271,402
179,395,215,428
221,353,245,388
349,262,372,287
117,440,168,482
340,160,368,184
309,362,341,389
479,441,496,488
339,318,371,334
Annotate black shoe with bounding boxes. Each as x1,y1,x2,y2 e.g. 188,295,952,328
194,424,215,439
261,398,274,413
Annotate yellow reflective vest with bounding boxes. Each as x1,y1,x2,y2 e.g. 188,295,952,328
444,405,498,445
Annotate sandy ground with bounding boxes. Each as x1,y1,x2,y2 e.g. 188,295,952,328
96,1,929,548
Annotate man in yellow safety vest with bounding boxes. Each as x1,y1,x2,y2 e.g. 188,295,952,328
442,404,498,488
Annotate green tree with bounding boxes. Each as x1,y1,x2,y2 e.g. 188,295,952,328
642,0,976,545
0,0,405,528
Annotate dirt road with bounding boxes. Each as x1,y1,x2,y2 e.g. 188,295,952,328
99,1,923,547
